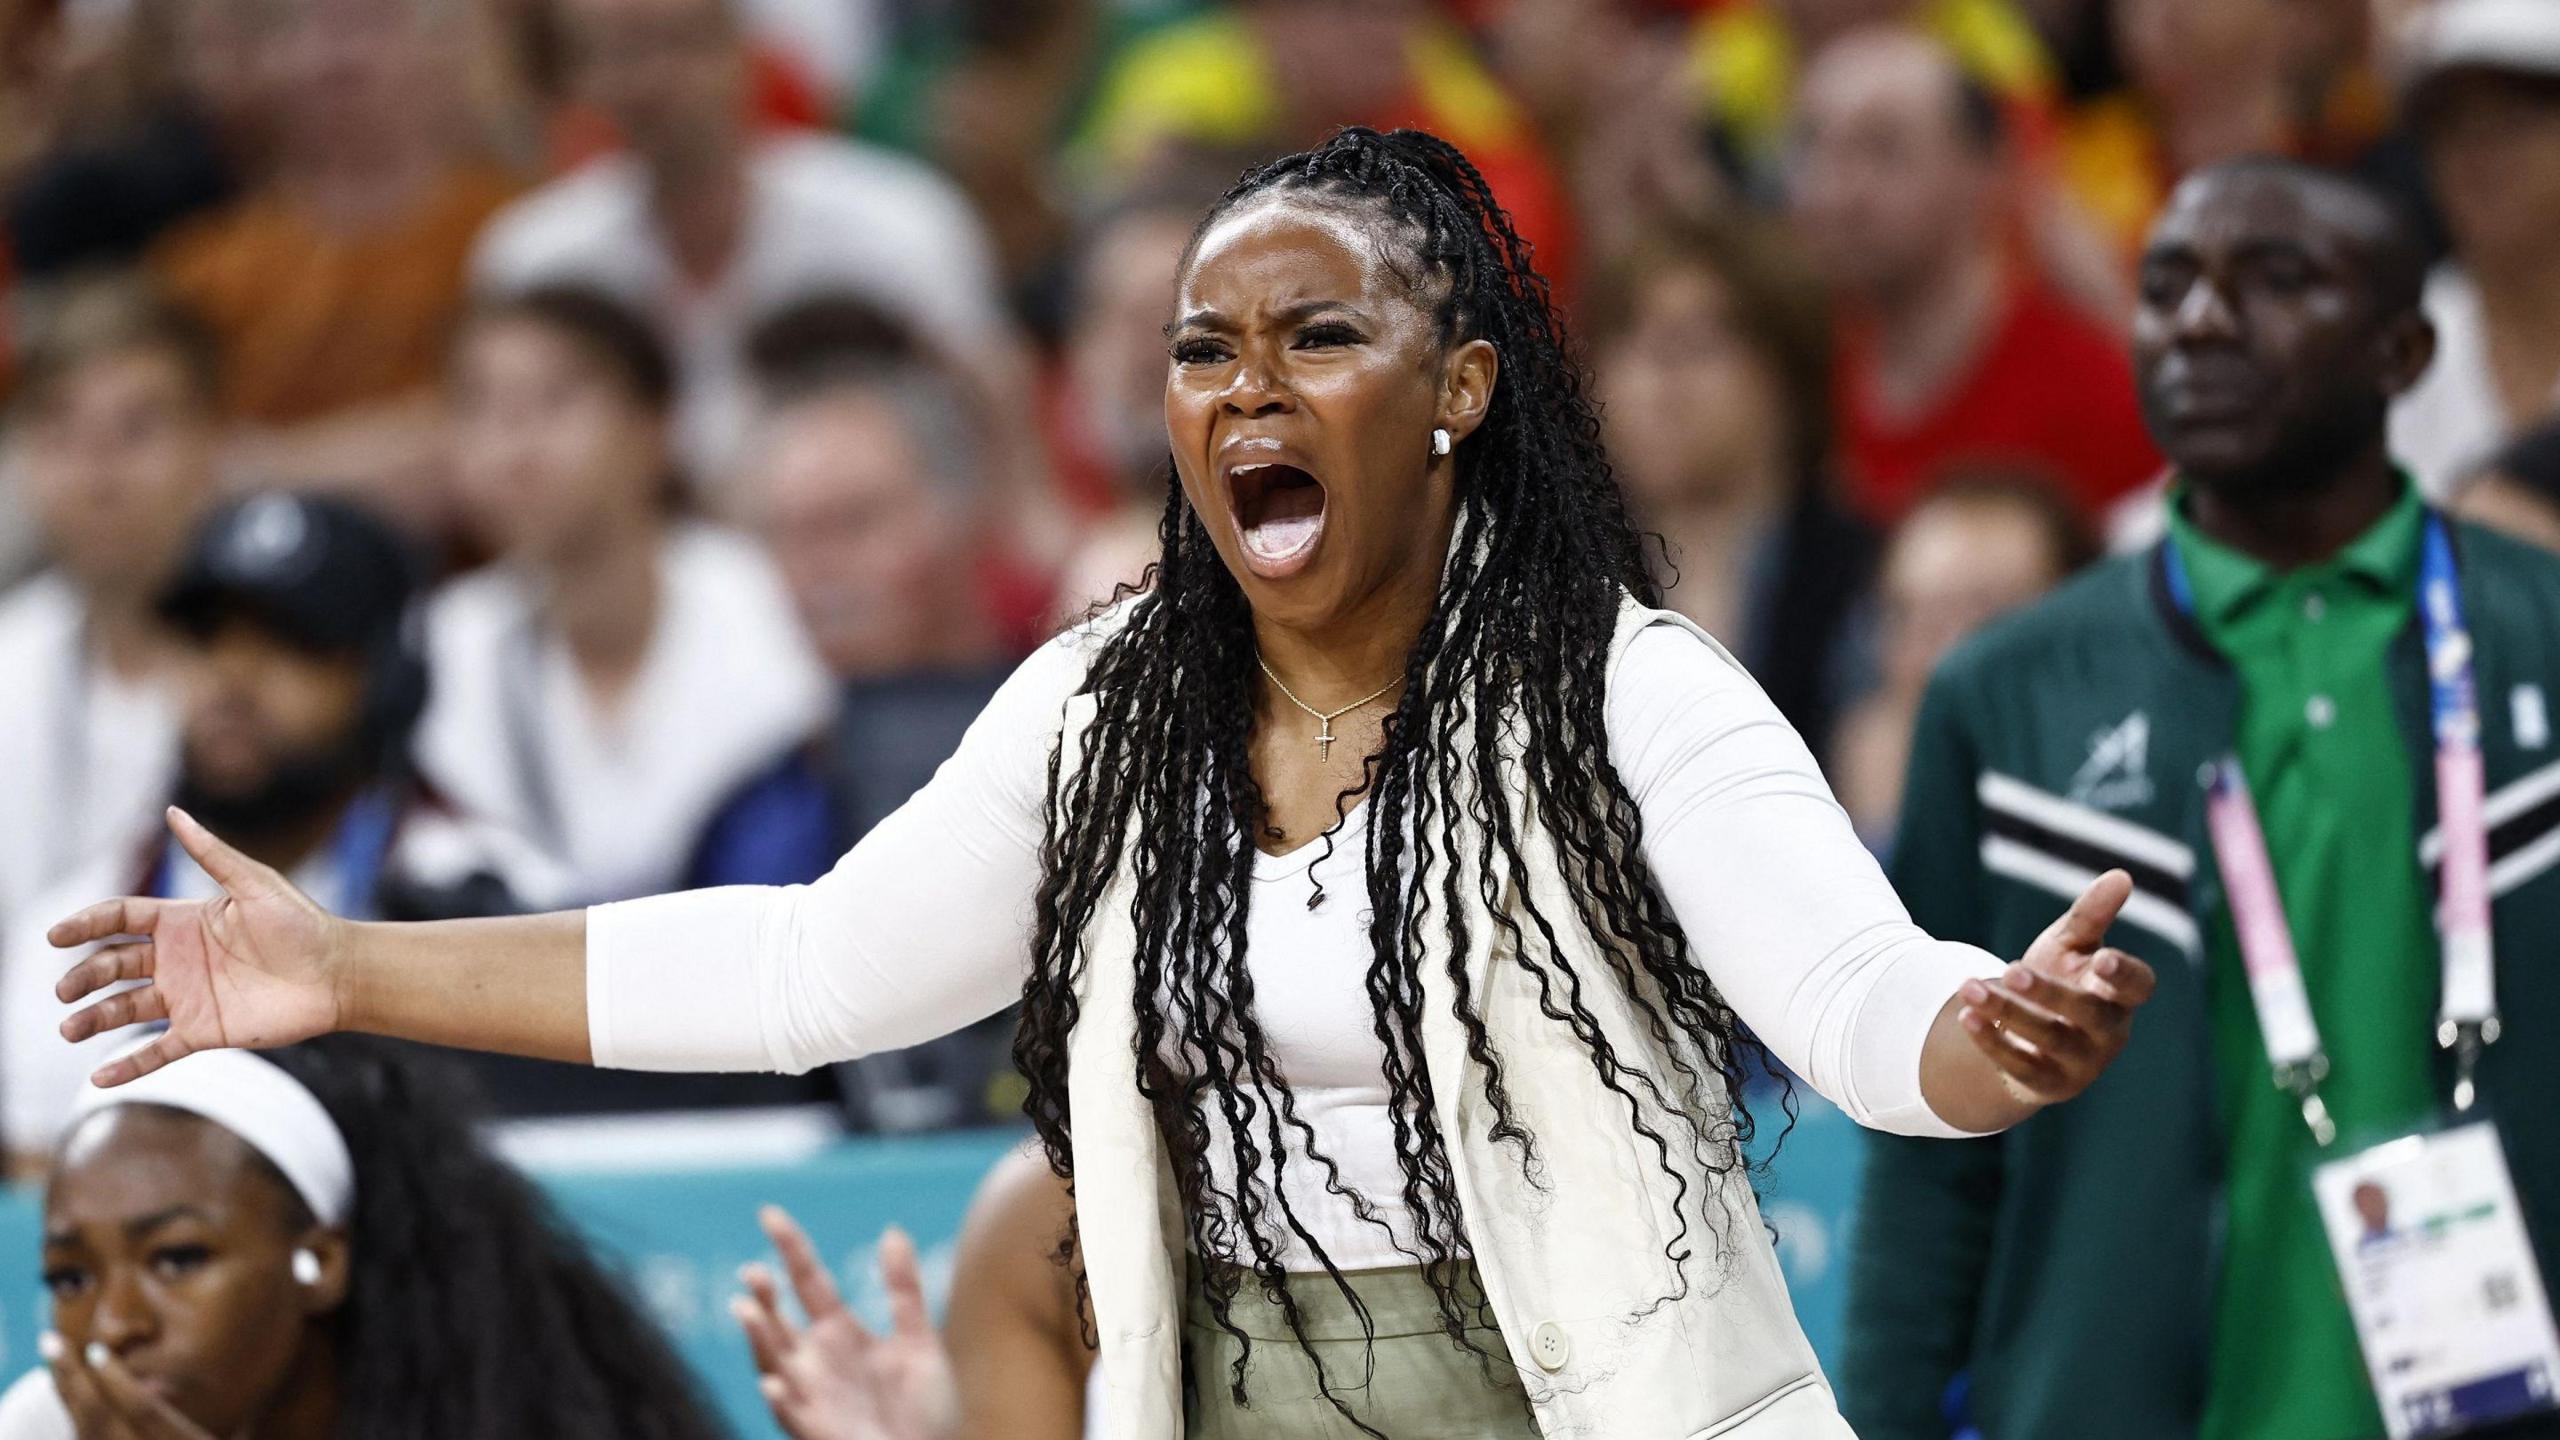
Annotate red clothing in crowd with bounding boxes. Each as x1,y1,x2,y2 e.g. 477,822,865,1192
1833,278,2159,524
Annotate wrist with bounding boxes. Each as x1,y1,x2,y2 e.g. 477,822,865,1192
328,918,376,1035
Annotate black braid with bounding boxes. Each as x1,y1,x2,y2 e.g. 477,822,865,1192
1013,128,1792,1434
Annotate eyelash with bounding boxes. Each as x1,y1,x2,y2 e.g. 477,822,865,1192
1168,322,1364,365
151,1244,212,1278
41,1266,86,1298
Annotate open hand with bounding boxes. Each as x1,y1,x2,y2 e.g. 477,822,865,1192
733,1207,959,1440
47,807,349,1086
1957,870,2157,1106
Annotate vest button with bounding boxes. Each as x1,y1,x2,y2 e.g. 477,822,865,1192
1530,1320,1571,1372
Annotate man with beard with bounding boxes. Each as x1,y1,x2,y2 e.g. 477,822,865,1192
0,493,561,1169
1843,157,2560,1440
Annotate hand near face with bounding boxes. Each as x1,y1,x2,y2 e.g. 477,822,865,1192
1956,870,2158,1105
48,808,348,1086
733,1207,960,1440
43,1334,217,1440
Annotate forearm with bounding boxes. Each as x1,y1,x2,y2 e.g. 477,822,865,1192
1917,991,2036,1135
338,910,590,1062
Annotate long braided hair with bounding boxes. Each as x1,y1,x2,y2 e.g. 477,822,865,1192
1014,128,1787,1430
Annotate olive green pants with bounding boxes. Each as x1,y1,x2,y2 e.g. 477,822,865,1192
1181,1261,1541,1439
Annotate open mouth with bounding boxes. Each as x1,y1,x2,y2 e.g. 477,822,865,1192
1226,461,1328,578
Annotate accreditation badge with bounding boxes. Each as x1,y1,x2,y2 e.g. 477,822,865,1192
2314,1122,2560,1437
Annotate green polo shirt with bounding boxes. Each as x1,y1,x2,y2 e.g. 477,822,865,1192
2170,481,2440,1440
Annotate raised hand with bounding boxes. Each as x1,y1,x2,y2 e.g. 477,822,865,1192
47,808,349,1087
1956,869,2158,1106
733,1207,960,1440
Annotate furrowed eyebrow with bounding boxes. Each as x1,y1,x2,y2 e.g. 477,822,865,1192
1169,299,1364,336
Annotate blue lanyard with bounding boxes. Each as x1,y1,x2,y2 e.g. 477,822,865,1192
2160,511,2476,757
150,787,402,921
2166,511,2499,1131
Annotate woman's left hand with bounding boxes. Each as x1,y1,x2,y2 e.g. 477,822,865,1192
1957,869,2158,1106
732,1208,960,1440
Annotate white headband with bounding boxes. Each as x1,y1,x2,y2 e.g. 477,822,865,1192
71,1050,356,1227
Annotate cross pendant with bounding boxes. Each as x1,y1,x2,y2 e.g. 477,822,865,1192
1317,718,1335,761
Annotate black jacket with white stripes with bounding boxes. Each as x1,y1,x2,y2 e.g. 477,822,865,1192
1843,514,2560,1440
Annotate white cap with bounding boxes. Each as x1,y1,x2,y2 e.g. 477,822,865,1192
2403,0,2560,91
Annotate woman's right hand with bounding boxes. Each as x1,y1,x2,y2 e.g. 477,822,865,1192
43,1333,217,1440
46,807,349,1086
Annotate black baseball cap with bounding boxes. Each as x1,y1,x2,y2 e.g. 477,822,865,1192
157,493,424,653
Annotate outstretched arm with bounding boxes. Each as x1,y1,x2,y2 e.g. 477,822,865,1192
52,632,1090,1086
49,807,591,1084
1614,624,2151,1136
1912,868,2152,1134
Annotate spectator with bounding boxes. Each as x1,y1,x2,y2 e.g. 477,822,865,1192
0,1039,726,1439
851,0,1130,308
1045,184,1203,615
1590,214,1878,762
417,286,828,904
1790,26,2160,525
2055,0,2423,266
4,0,241,285
693,322,1018,1133
1843,158,2560,1440
2453,419,2560,555
1827,474,2094,845
1802,29,2160,527
471,0,1008,483
709,345,1011,887
0,279,213,930
1074,0,1575,290
3,492,562,1161
1686,0,2061,190
149,0,518,526
2390,0,2560,497
2055,0,2292,257
1802,26,2160,527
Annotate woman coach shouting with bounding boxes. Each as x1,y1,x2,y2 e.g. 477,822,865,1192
49,128,2151,1439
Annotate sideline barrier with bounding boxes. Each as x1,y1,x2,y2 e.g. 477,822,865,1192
0,1101,1867,1436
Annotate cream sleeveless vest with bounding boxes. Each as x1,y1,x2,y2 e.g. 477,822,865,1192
1058,598,1858,1439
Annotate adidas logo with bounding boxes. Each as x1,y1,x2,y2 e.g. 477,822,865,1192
2069,712,2156,810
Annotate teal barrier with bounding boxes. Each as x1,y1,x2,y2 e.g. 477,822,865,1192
0,1101,1869,1437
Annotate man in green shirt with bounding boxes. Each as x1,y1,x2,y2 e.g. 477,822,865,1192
2174,478,2439,1440
1845,158,2560,1439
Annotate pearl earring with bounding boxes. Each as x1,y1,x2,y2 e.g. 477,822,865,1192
292,1249,323,1287
1431,427,1452,457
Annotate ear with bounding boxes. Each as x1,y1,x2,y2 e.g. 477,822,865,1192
1435,338,1500,448
2376,309,2437,401
297,1229,352,1317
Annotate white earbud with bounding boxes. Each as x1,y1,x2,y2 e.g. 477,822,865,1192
1431,427,1453,457
291,1249,322,1287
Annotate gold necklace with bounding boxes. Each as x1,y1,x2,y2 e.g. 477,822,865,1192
1257,657,1402,761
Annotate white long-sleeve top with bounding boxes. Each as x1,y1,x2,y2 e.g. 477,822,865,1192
589,618,2005,1270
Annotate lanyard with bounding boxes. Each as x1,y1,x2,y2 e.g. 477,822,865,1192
2168,514,2498,1146
149,786,402,921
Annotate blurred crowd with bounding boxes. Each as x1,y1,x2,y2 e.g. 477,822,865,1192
3,0,2560,1155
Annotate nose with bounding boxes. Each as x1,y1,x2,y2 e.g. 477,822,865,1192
89,1266,159,1354
2170,273,2242,345
1218,349,1295,419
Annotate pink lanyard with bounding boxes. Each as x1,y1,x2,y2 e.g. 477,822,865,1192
2183,516,2497,1147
